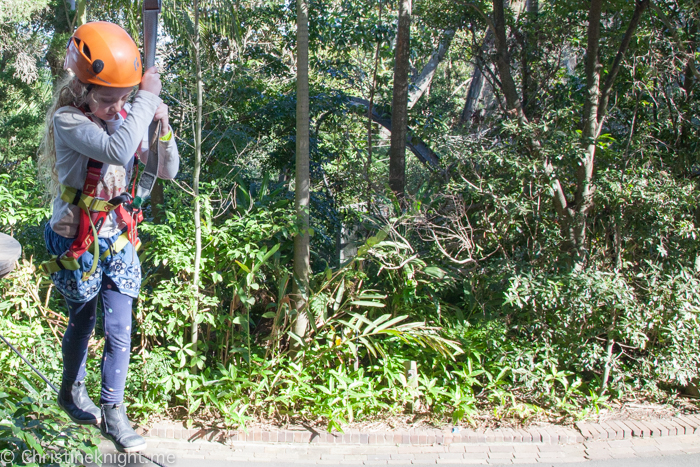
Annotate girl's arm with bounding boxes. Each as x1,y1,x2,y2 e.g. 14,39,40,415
54,91,162,167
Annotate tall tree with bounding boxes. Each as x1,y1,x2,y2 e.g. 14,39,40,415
562,0,650,259
521,0,538,116
293,0,310,343
492,0,525,122
389,0,411,199
190,0,204,366
366,0,383,209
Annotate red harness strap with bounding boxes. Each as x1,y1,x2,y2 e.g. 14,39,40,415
62,158,106,264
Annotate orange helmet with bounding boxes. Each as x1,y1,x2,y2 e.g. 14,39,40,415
64,22,142,87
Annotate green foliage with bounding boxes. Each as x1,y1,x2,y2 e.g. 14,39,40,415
0,0,49,23
0,161,51,244
0,269,101,465
3,0,700,439
0,389,101,467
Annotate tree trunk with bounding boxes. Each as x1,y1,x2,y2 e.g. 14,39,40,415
292,0,310,346
463,0,526,125
407,29,454,110
566,0,602,258
366,0,383,209
493,0,525,122
521,0,538,116
349,97,439,166
566,0,649,259
191,0,203,366
151,179,165,224
389,0,411,199
461,29,493,125
75,0,87,28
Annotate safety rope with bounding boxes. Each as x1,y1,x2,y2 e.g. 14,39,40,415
134,0,163,208
0,333,58,393
0,332,167,467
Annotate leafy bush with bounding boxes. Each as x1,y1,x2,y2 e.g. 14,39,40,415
1,266,101,466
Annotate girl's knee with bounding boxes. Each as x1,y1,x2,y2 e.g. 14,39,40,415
104,326,132,346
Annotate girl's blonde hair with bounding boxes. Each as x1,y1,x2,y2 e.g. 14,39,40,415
38,72,102,199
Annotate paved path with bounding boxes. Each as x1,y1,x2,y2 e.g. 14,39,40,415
89,432,700,466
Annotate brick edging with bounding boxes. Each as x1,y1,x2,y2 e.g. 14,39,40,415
138,424,581,445
137,414,700,446
575,414,700,441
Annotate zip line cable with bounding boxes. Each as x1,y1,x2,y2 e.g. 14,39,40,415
0,332,168,467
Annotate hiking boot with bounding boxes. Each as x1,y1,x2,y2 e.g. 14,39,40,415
100,403,147,453
57,380,101,425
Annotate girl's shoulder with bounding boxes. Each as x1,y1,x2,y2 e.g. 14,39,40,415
54,105,89,121
54,106,96,132
56,105,84,114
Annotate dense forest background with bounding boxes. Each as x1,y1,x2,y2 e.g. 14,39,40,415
2,0,700,458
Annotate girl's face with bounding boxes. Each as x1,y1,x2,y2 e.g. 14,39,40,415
88,86,133,121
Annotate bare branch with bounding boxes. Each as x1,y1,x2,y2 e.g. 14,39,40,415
649,0,700,82
544,160,572,220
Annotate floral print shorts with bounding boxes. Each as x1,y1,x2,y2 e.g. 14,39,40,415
44,223,141,303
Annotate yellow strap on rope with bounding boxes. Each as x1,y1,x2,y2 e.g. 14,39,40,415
159,128,173,141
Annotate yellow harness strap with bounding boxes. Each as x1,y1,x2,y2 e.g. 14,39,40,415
99,232,141,260
42,232,142,275
40,255,81,275
42,187,122,278
60,185,119,213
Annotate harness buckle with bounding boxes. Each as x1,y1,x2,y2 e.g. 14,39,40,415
88,196,103,212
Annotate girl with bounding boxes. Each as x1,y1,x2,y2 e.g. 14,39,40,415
38,21,179,453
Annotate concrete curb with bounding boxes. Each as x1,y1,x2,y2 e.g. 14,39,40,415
136,414,700,446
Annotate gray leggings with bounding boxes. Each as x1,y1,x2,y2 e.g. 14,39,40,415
62,274,134,405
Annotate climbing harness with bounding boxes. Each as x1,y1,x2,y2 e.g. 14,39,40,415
40,108,143,280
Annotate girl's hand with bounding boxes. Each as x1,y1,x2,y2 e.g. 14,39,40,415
154,103,170,136
140,66,162,96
